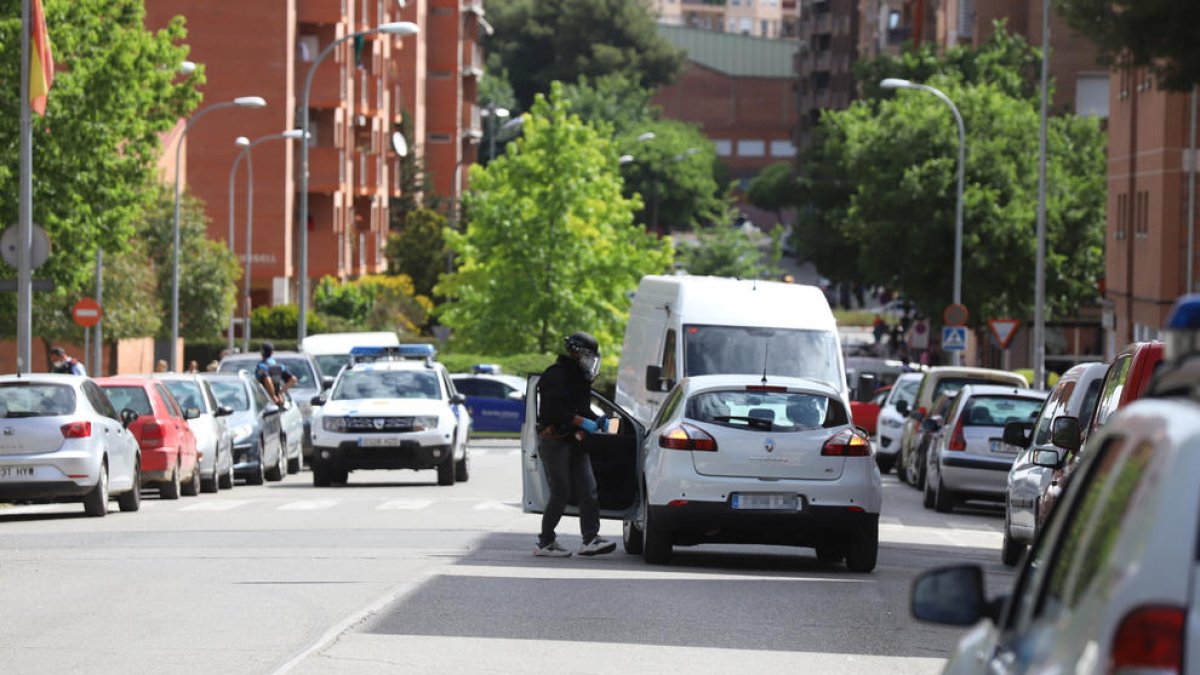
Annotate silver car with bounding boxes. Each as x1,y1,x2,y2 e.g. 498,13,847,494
154,374,236,492
219,351,325,464
0,374,141,516
923,384,1047,513
198,372,285,485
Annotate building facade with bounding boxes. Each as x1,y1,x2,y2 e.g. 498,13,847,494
794,0,859,151
654,0,791,40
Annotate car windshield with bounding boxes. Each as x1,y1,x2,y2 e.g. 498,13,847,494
685,389,847,432
314,354,349,377
932,377,1010,402
101,386,153,416
0,383,77,417
960,396,1044,427
891,378,920,406
164,381,204,412
333,370,441,401
683,325,842,388
207,380,251,411
219,357,318,387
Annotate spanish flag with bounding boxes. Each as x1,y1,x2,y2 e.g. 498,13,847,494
29,0,54,116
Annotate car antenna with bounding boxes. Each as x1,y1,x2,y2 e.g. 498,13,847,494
761,340,769,385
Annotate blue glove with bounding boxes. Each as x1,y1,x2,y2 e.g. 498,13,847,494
579,418,599,434
595,416,609,434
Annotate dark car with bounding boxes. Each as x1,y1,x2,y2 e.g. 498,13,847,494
198,371,285,485
450,372,527,434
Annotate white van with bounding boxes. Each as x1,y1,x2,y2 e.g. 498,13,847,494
300,331,399,378
615,275,847,426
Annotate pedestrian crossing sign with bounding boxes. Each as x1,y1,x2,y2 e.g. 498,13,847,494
942,326,968,352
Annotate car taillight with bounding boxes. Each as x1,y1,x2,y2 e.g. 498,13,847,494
1110,605,1184,674
658,423,717,452
822,428,870,456
60,421,91,438
947,418,966,451
142,421,164,449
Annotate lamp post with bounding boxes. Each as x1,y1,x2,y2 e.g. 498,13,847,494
170,96,267,371
881,78,966,366
226,136,250,353
481,104,510,162
297,21,419,343
1033,0,1051,389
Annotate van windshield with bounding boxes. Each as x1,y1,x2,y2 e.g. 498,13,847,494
683,325,842,387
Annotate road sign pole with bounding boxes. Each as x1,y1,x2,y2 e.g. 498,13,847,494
17,0,33,373
94,248,103,376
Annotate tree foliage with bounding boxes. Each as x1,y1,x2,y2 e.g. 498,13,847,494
313,275,431,335
386,207,446,299
251,305,325,340
745,163,797,224
1056,0,1200,90
0,0,201,335
484,0,684,109
561,73,659,136
438,83,673,355
616,119,731,232
677,226,777,280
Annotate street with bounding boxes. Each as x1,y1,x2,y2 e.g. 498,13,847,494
0,438,1013,675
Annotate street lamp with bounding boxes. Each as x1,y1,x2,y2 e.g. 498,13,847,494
226,136,251,353
171,96,267,371
481,105,510,162
881,77,966,366
227,130,307,353
297,21,419,343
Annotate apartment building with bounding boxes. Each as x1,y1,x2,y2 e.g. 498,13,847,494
653,0,790,40
794,0,858,151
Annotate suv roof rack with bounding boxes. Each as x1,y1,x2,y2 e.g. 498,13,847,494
349,344,437,365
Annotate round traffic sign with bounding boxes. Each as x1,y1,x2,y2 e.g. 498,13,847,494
943,303,969,327
1,224,51,269
72,297,102,328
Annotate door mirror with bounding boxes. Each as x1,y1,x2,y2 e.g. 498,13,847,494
450,393,467,405
310,395,325,407
1051,416,1082,453
1003,421,1034,449
922,416,942,433
911,565,991,626
322,375,335,391
645,365,664,392
507,390,524,402
263,403,281,416
215,405,234,417
895,400,910,416
119,408,139,429
856,373,879,402
183,406,202,420
1032,448,1062,469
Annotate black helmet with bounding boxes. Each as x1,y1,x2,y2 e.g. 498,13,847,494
564,331,599,355
260,342,274,357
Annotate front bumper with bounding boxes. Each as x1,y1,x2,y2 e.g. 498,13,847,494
312,441,452,472
232,441,262,476
650,500,879,548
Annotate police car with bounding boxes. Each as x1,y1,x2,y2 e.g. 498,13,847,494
308,345,471,487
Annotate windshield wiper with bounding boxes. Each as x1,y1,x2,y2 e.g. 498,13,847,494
1,411,48,418
712,415,774,430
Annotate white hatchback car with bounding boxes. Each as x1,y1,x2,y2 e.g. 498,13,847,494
309,357,471,487
522,374,883,571
875,371,923,473
0,374,141,516
154,374,235,492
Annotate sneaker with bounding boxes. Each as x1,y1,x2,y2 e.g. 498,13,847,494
534,540,572,558
578,537,617,556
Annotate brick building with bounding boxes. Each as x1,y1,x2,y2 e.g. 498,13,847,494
654,0,791,40
794,0,859,151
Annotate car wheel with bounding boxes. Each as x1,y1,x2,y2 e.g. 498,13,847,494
641,506,672,565
181,461,201,497
312,459,332,488
815,544,844,564
915,451,927,491
844,520,879,573
219,456,234,490
83,460,109,517
287,452,301,475
266,440,285,482
333,469,349,484
201,464,219,493
246,442,266,486
1002,512,1025,567
622,519,644,555
934,474,954,513
454,446,470,483
436,452,455,486
118,458,141,512
875,455,893,474
160,462,182,500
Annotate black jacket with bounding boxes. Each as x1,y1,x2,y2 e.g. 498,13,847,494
537,355,594,435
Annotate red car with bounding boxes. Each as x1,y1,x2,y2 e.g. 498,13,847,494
98,377,201,499
850,385,892,436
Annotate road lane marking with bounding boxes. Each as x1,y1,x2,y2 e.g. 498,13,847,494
278,499,339,511
181,500,250,511
472,500,520,511
378,499,434,511
434,565,871,584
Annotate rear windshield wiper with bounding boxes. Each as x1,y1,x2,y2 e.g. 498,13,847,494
1,411,49,418
712,415,774,430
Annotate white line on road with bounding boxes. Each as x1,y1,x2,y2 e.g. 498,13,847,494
435,564,871,584
181,500,250,511
377,499,434,511
278,499,339,511
472,500,520,511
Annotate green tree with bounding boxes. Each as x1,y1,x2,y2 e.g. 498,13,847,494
385,207,446,298
0,0,200,335
97,241,162,339
617,119,731,233
1056,0,1200,90
745,163,797,225
438,83,673,355
478,68,521,164
484,0,684,109
561,73,658,135
313,274,430,335
251,305,325,340
678,226,774,279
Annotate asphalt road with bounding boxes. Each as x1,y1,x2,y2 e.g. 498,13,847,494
0,439,1014,674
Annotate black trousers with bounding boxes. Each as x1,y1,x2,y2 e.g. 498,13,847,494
538,437,599,546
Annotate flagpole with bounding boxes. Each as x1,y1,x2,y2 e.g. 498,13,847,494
18,0,34,373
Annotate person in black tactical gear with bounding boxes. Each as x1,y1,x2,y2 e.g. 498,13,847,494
255,342,296,406
49,346,86,376
533,331,616,558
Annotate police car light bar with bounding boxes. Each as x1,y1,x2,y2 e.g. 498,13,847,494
472,363,502,374
348,344,437,364
1165,294,1200,361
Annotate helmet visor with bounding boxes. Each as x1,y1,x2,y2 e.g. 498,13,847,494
578,351,601,382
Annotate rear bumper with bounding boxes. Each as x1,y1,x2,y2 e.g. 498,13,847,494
313,441,452,471
0,480,93,500
141,447,178,473
940,454,1013,497
650,501,878,547
0,450,102,500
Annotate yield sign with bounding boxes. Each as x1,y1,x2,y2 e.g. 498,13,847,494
988,319,1020,349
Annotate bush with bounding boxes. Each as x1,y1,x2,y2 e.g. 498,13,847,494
250,305,326,339
438,351,617,399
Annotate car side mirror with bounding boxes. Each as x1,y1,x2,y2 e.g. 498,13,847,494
310,395,325,407
183,406,201,420
322,375,335,391
450,393,467,405
645,365,664,392
1051,416,1082,453
1032,448,1062,469
911,565,992,626
507,390,524,402
263,403,281,416
215,405,234,417
120,408,139,429
922,416,942,433
1003,421,1033,449
895,400,910,416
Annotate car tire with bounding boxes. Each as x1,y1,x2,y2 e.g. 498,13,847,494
219,457,234,490
266,441,285,482
160,462,182,500
1002,513,1025,567
287,453,301,475
815,545,844,564
641,507,672,565
622,519,644,555
436,452,455,486
933,474,954,513
454,448,470,483
118,458,141,513
182,462,201,497
83,460,109,517
875,455,893,474
922,472,935,509
333,468,349,484
201,467,219,494
915,450,927,491
844,520,878,573
312,460,333,488
246,443,266,486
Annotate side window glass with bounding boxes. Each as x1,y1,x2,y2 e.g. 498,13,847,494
455,379,478,396
1093,357,1131,428
1032,381,1073,446
157,384,182,418
1077,379,1103,433
84,382,119,420
661,329,677,383
653,386,685,429
252,382,269,409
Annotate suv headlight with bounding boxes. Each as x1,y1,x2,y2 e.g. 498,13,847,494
322,416,349,432
413,416,439,431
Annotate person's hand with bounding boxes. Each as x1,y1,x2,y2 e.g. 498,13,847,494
595,415,609,434
579,418,599,434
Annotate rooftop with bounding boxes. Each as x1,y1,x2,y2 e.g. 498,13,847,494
657,24,801,78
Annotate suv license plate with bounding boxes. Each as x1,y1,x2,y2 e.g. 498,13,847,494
359,437,402,448
731,493,799,511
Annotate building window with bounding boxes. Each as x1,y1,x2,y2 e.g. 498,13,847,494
737,140,766,157
740,17,752,34
429,134,453,143
761,19,769,36
728,18,737,32
770,140,796,158
298,35,319,62
713,139,733,157
1115,193,1126,240
1075,74,1110,118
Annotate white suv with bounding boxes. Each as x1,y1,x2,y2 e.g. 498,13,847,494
309,355,471,487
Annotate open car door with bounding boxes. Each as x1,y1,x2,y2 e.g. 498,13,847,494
521,375,645,520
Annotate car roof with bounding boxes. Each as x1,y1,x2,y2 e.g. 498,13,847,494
346,360,443,373
680,374,842,398
95,376,156,387
222,351,311,362
452,373,526,386
956,384,1047,399
0,373,87,384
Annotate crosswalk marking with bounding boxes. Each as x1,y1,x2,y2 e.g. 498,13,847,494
472,500,520,511
181,500,249,511
378,499,434,511
278,499,339,511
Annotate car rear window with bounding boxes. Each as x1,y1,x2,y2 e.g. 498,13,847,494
220,357,318,387
101,386,153,417
0,383,77,417
685,389,848,432
960,396,1044,427
932,377,1015,402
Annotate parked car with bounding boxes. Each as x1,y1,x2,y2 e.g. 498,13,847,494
97,376,201,500
850,385,891,438
278,391,304,473
874,372,924,473
153,374,235,492
451,370,527,434
300,331,399,381
845,356,910,396
198,372,285,485
1000,361,1106,566
522,374,883,571
897,367,1029,490
0,374,141,516
902,391,956,490
922,384,1046,513
219,350,325,465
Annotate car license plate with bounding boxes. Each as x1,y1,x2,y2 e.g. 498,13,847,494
990,439,1013,453
359,437,402,448
731,493,800,511
0,465,34,479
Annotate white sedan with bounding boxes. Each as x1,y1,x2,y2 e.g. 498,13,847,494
0,374,141,516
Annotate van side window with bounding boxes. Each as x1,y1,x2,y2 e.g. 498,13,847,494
661,329,677,384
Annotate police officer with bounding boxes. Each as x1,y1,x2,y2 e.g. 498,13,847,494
533,331,616,558
255,342,296,406
49,347,86,376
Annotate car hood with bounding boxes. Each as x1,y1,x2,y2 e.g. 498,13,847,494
227,410,259,430
320,399,447,417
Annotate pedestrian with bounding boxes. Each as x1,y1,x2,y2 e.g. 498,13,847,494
205,360,220,373
890,325,905,358
872,314,886,345
255,342,296,406
187,360,199,374
154,359,169,373
533,331,616,558
49,346,86,376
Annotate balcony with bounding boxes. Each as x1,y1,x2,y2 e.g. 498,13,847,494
463,104,482,141
355,0,382,32
356,70,381,117
307,57,344,110
298,0,346,26
308,146,344,194
812,51,831,71
355,154,381,196
463,42,484,80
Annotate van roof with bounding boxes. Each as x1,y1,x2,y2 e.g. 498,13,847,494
300,332,400,354
637,275,835,331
